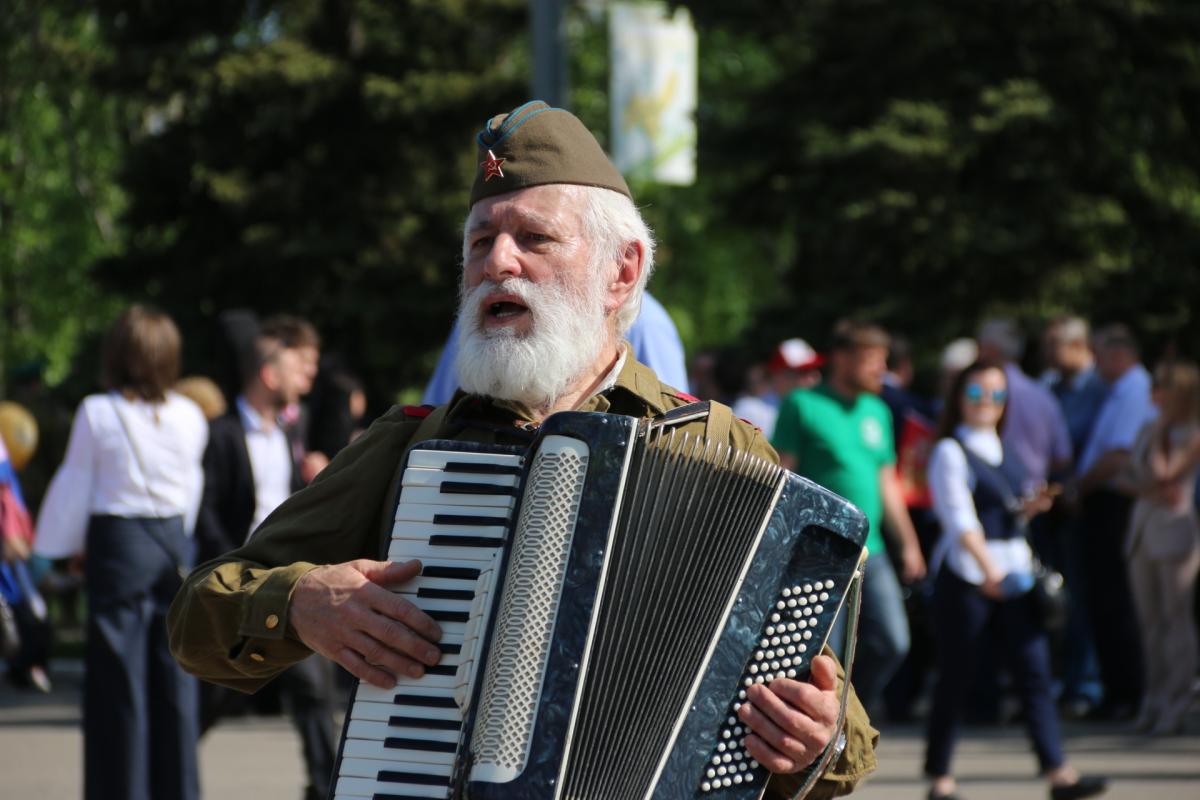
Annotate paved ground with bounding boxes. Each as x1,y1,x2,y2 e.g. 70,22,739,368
1,660,1197,799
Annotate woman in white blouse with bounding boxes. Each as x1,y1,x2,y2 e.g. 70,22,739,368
923,361,1104,800
35,306,207,800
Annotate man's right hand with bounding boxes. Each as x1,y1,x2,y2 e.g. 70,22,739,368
289,559,442,689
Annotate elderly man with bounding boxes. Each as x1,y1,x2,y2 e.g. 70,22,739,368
167,101,877,798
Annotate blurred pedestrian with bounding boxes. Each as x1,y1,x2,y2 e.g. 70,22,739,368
1074,324,1156,720
1042,316,1108,716
194,316,337,800
1120,360,1200,735
772,320,926,715
925,360,1106,800
33,305,207,800
978,318,1072,490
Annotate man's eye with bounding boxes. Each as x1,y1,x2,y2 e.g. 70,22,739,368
524,232,550,243
471,236,493,250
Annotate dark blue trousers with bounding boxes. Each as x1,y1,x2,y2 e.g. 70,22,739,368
84,515,199,800
924,568,1065,777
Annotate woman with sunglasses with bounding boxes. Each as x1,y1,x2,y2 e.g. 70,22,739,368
923,361,1106,800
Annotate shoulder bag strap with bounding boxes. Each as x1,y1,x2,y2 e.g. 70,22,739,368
109,396,189,580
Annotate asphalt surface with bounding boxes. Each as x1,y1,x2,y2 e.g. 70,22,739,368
1,660,1197,800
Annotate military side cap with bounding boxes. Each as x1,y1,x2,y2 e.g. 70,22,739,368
470,100,632,208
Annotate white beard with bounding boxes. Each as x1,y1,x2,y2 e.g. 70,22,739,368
455,274,610,410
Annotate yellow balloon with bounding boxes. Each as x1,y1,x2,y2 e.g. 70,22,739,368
174,376,227,421
0,402,38,471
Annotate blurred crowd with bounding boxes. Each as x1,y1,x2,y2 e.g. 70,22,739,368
0,303,1196,799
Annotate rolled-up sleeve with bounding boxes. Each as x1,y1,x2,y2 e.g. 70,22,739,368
927,439,980,541
167,406,419,691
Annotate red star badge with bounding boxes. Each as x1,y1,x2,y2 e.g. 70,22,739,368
480,149,506,181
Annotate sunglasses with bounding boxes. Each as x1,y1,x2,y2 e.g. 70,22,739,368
964,383,1008,405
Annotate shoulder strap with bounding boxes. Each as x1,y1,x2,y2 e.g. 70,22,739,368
410,404,451,446
108,396,188,580
704,400,734,447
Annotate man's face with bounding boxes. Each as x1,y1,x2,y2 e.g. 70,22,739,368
265,347,310,406
835,345,888,395
294,345,319,396
462,184,596,337
455,185,615,407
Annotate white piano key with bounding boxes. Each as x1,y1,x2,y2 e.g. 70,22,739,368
350,699,463,723
406,450,523,470
401,575,482,592
337,757,454,780
341,737,458,767
391,520,509,541
333,776,450,798
396,485,516,509
388,541,505,563
353,681,462,706
347,719,461,743
394,503,512,524
402,467,519,489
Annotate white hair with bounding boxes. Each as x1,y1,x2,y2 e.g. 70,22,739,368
576,185,656,335
461,185,656,337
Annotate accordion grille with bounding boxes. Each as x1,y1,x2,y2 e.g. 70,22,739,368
471,437,590,780
560,431,782,799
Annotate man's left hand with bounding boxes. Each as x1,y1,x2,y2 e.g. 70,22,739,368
737,653,840,773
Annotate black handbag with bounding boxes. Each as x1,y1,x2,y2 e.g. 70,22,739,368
1030,558,1069,633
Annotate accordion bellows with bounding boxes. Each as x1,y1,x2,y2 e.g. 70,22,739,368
332,410,868,800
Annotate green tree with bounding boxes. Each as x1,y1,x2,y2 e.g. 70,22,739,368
94,0,528,404
683,0,1200,361
0,3,125,393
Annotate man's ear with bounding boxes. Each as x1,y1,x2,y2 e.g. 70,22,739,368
606,240,644,314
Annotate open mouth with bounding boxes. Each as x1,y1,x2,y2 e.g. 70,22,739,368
482,295,530,323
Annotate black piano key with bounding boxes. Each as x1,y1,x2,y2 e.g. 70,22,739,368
420,566,480,581
423,665,458,677
432,513,507,528
377,770,452,786
437,642,462,655
388,715,462,731
427,610,470,623
428,534,505,548
439,480,518,497
384,737,458,753
443,461,521,475
418,587,475,602
392,693,457,708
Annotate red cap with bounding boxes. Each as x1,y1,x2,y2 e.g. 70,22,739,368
767,338,825,373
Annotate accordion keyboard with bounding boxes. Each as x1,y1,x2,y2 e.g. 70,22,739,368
331,447,525,800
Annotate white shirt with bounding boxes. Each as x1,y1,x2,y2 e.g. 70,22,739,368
34,391,208,558
237,397,293,539
928,425,1033,584
1076,363,1156,477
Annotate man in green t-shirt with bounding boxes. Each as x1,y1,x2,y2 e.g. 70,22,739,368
773,320,926,715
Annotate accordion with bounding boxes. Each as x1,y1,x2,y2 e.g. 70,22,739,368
331,408,868,800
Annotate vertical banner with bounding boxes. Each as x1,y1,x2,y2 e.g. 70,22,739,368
609,2,697,185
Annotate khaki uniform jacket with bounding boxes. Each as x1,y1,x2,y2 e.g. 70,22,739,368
167,355,878,798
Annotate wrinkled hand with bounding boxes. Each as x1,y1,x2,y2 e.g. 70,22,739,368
290,559,442,689
737,653,840,773
900,542,927,584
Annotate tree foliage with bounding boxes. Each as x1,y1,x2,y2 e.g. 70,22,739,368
684,0,1200,362
0,3,125,393
94,0,528,404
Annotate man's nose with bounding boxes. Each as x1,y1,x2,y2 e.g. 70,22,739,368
482,233,522,282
